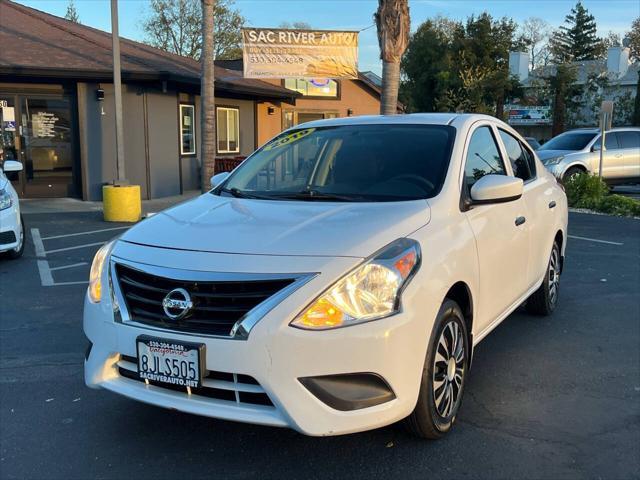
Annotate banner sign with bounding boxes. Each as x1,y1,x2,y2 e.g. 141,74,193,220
506,105,552,125
242,28,358,79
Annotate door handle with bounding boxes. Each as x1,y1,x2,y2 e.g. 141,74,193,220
549,200,556,209
515,216,526,226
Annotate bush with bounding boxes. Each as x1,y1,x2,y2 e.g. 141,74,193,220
565,172,608,208
565,172,640,217
598,194,640,217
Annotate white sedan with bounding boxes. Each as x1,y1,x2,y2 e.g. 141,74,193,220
0,160,24,259
84,114,567,438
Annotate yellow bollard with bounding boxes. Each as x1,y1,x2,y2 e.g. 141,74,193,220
102,184,142,222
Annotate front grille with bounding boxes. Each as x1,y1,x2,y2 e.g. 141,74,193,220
115,263,295,336
0,230,16,245
118,355,274,407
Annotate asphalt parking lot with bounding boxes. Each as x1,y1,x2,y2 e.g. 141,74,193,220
1,209,638,480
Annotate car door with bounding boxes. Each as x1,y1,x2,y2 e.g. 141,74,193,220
498,128,557,290
462,123,530,333
615,130,640,180
592,133,625,179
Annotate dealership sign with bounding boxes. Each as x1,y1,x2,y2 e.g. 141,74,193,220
506,105,552,125
242,28,358,79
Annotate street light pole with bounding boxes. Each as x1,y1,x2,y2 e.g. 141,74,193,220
111,0,126,184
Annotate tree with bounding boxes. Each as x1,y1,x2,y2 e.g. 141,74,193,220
546,64,580,135
519,17,551,70
402,13,524,116
375,0,410,115
627,17,640,62
64,0,80,23
143,0,244,60
601,31,622,49
200,0,216,193
550,1,603,62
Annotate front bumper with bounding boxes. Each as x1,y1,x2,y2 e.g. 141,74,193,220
0,205,20,253
84,242,436,436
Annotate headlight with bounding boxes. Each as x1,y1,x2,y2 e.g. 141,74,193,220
545,155,565,166
88,240,116,303
291,238,421,330
0,189,11,211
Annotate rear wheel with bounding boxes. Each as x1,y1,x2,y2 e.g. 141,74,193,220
6,215,25,260
526,241,561,315
405,299,469,439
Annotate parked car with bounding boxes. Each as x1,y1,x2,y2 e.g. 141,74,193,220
84,114,568,439
537,127,640,184
524,136,541,150
0,160,24,259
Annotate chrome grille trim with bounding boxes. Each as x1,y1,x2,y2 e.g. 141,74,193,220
109,256,317,340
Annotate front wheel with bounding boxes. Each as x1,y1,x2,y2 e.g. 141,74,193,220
404,299,469,439
526,241,561,315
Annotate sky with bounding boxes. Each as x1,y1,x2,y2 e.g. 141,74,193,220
14,0,640,74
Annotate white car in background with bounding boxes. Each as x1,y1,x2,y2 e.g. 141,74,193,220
537,127,640,184
0,160,24,259
84,114,568,439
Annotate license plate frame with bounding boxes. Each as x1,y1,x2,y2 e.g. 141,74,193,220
136,335,205,389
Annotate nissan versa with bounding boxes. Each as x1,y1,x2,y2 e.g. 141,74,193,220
84,114,568,438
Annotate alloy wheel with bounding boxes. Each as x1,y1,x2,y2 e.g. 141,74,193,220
548,247,560,306
432,321,465,418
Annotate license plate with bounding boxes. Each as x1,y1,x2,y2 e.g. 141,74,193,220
136,336,205,389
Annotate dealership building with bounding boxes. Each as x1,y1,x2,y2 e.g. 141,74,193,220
0,1,387,200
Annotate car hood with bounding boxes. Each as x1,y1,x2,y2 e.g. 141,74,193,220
536,149,575,162
0,177,6,190
120,193,431,258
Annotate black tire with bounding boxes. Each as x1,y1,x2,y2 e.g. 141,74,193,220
6,215,25,260
404,299,469,439
526,241,561,316
562,166,585,184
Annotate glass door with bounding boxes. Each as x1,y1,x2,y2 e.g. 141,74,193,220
0,96,22,194
19,95,77,197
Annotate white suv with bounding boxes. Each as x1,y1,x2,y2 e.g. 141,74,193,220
84,114,567,438
0,160,25,259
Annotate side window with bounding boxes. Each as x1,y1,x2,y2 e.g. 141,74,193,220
594,133,620,150
464,126,506,190
498,130,534,182
617,131,640,149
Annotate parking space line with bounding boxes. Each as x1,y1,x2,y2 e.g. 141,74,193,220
45,241,105,255
36,260,54,286
568,235,623,246
31,228,46,258
41,226,129,241
51,280,89,286
49,262,88,271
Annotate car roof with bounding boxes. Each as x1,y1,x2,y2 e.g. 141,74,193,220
564,127,640,134
292,113,498,129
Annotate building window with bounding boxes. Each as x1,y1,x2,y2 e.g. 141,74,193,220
179,104,195,155
216,107,239,154
284,78,338,97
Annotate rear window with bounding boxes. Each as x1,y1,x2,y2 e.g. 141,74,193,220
539,132,596,151
220,124,456,202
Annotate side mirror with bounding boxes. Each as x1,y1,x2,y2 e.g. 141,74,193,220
470,174,523,204
1,160,23,172
210,171,230,189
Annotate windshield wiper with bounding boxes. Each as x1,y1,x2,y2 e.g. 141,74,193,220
270,190,364,202
218,187,271,199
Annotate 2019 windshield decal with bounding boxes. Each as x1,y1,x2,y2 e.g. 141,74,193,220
263,128,315,151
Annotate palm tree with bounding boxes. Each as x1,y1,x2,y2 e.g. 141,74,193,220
200,0,216,192
375,0,410,115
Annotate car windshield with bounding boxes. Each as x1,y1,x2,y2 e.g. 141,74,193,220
216,124,456,202
539,132,596,151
